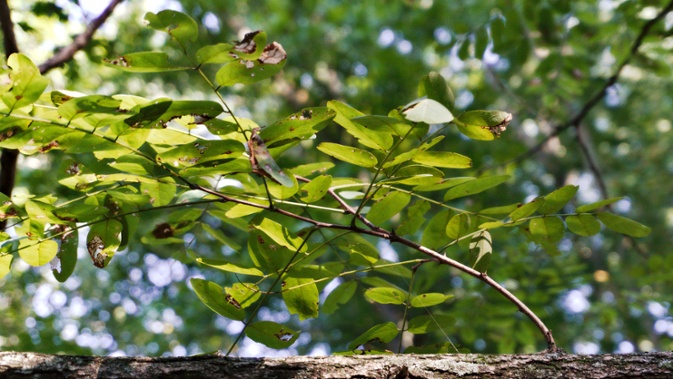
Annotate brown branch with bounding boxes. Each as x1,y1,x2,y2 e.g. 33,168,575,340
38,0,124,75
195,180,558,350
512,0,673,165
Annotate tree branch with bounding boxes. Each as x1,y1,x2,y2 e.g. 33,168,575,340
512,0,673,165
193,181,558,350
38,0,124,75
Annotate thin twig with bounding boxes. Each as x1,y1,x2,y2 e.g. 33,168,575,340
193,181,558,350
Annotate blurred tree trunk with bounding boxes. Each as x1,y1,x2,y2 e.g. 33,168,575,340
1,351,672,378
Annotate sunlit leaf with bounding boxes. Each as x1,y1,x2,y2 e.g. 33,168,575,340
196,258,264,276
411,151,472,169
366,191,410,225
317,142,378,167
0,254,12,279
575,197,623,213
190,278,245,321
421,209,453,250
410,293,451,308
145,10,198,44
443,175,509,201
18,239,58,267
105,52,190,72
246,321,299,349
2,53,49,110
566,214,601,236
597,212,651,237
299,175,332,203
282,276,319,320
347,322,399,351
402,98,454,124
529,216,565,243
364,287,407,305
538,185,578,215
445,213,471,240
508,197,544,221
225,283,261,309
455,110,512,140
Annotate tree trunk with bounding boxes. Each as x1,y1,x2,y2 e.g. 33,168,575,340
1,351,672,378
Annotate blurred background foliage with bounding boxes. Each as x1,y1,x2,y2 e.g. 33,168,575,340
1,0,672,356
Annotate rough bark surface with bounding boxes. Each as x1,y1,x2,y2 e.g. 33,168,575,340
1,351,672,378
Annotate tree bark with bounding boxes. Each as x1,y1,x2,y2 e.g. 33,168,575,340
1,351,672,378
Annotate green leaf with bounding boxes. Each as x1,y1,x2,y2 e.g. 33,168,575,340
469,230,492,273
195,43,235,65
105,52,190,72
19,239,58,267
364,287,407,305
508,197,544,221
538,185,578,215
224,283,261,309
216,42,287,86
246,321,299,349
418,71,455,111
479,203,519,215
597,212,651,237
57,94,123,121
86,219,122,268
383,136,445,169
366,191,410,225
338,235,379,265
566,214,601,237
140,177,176,207
406,314,455,334
317,142,378,167
190,278,245,321
260,107,336,145
282,276,319,320
323,280,357,315
575,197,623,213
421,210,453,250
327,100,391,150
443,175,510,201
52,229,78,283
251,217,307,252
200,223,241,251
445,213,471,240
410,293,451,308
412,150,473,169
529,216,565,243
350,116,398,150
348,322,399,350
2,53,49,110
144,10,198,44
0,254,12,279
299,175,332,203
196,258,264,276
157,140,244,167
455,110,512,140
402,98,454,124
396,200,430,236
